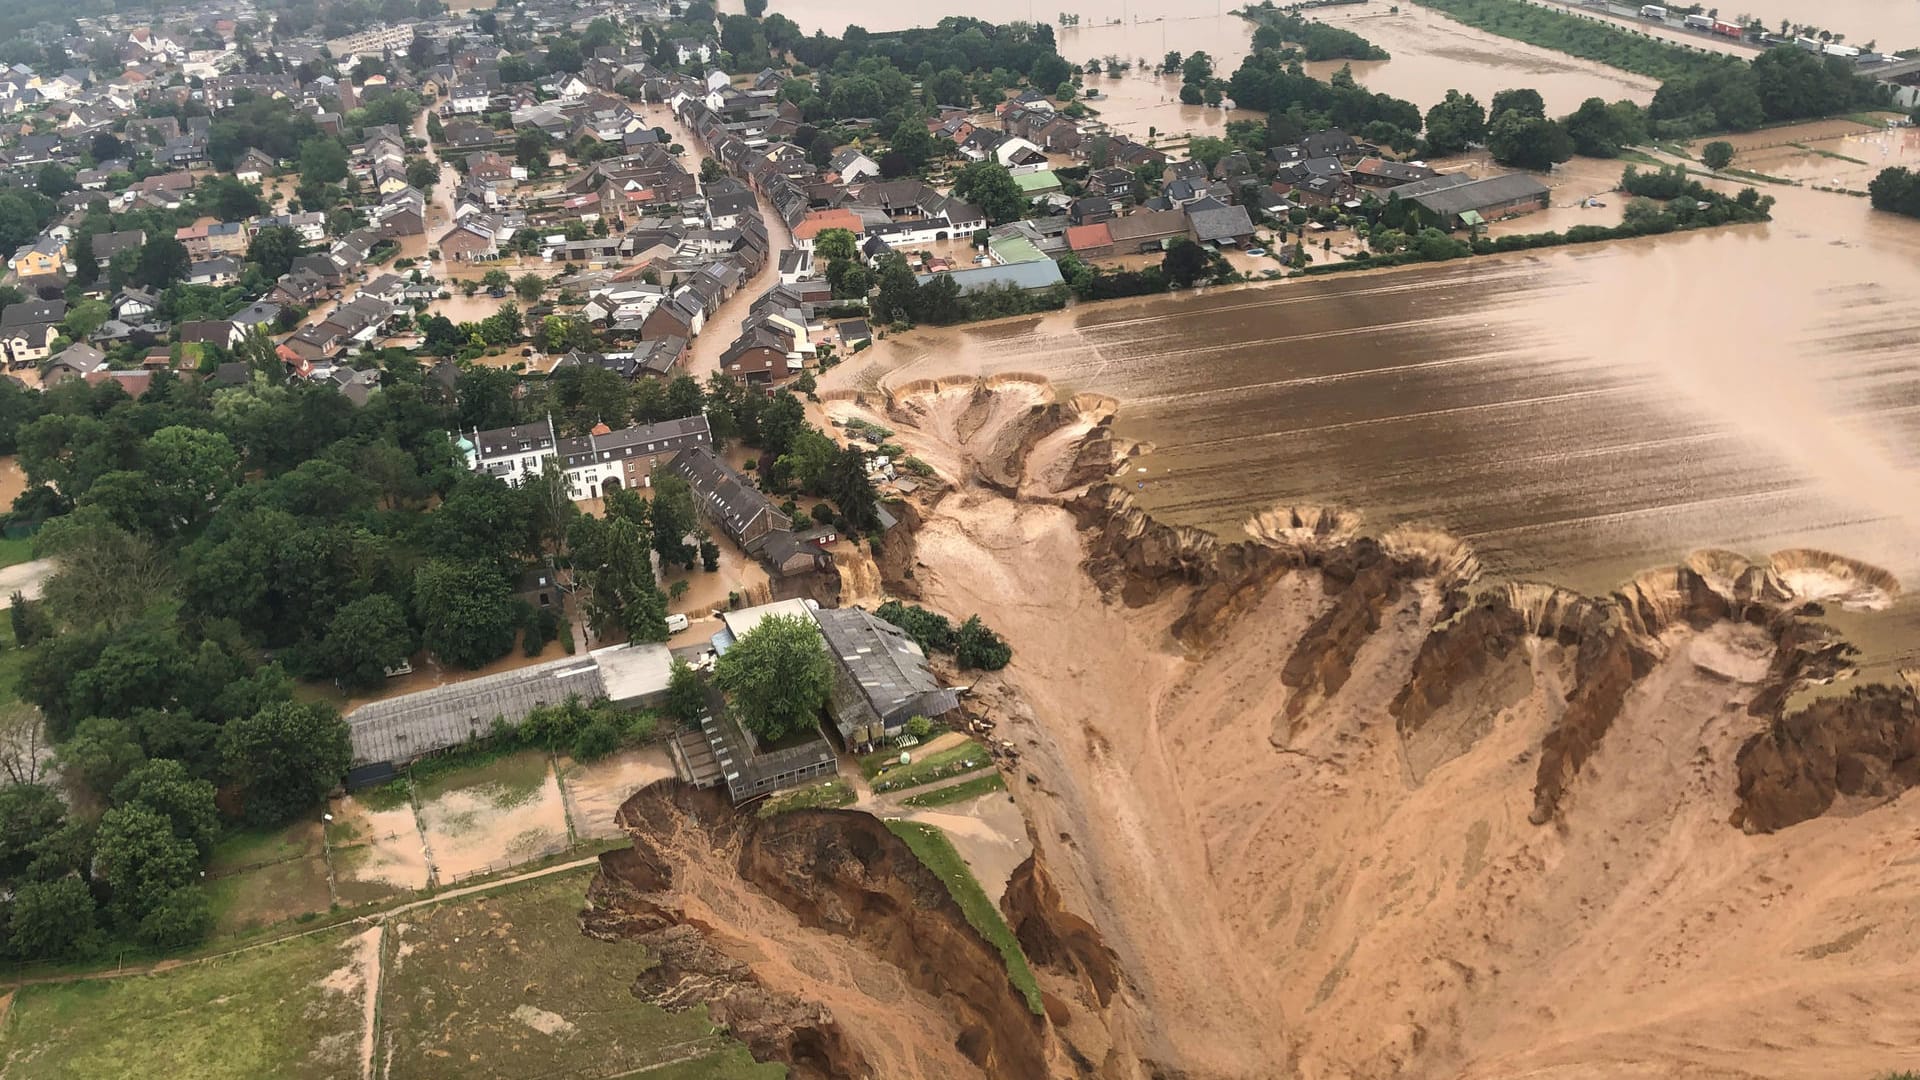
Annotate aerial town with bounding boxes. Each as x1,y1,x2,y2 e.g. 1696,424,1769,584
1,0,1920,1076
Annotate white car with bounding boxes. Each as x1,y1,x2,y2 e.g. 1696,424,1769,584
665,613,690,633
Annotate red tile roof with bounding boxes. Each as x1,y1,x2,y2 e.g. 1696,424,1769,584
1066,222,1112,252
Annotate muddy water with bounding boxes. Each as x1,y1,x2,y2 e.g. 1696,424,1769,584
871,175,1920,670
1302,6,1658,112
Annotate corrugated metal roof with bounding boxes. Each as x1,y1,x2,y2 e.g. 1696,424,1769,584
915,259,1064,294
346,657,607,766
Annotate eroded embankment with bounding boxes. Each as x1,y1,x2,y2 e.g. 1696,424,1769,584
583,783,1121,1079
840,374,1920,1078
866,375,1920,835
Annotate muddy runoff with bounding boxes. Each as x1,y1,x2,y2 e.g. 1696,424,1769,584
771,374,1920,1079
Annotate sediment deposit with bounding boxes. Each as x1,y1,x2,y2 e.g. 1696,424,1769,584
841,376,1920,1079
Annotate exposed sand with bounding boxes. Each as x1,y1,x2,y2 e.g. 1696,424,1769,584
868,376,1920,1079
897,791,1032,907
558,747,678,840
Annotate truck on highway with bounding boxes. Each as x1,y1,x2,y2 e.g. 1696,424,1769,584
1823,42,1862,57
1682,13,1713,29
1711,19,1745,39
1639,5,1668,19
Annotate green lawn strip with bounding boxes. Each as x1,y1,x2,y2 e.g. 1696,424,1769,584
1796,145,1870,165
0,926,367,1080
410,747,550,806
1717,166,1796,185
1653,140,1695,159
756,778,856,818
883,820,1043,1016
901,771,1008,808
0,536,34,570
866,739,993,794
1408,0,1723,81
379,868,773,1080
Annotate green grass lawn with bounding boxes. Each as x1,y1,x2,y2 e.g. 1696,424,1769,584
0,536,35,570
901,771,1007,808
883,821,1043,1016
756,778,856,818
379,869,782,1080
411,747,550,807
0,927,369,1080
865,739,992,794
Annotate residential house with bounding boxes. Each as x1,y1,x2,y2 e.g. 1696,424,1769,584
1351,157,1438,189
8,236,67,279
1085,166,1136,203
1186,199,1257,247
90,229,146,262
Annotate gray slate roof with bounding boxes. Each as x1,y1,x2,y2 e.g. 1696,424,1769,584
346,656,607,766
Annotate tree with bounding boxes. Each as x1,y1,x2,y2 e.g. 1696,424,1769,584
1563,97,1646,158
1182,51,1213,85
60,716,145,796
700,157,724,183
220,701,350,826
745,0,767,15
146,426,239,529
665,657,707,722
60,299,109,342
580,516,669,643
955,615,1012,671
36,163,75,198
113,758,219,858
700,539,720,572
648,469,700,569
133,236,191,290
0,783,65,876
1486,112,1574,170
1424,90,1487,156
712,613,830,741
515,129,549,173
8,877,101,961
135,885,211,948
950,160,1026,225
514,273,546,302
247,225,305,279
1701,140,1735,171
480,268,513,293
1489,87,1547,121
813,227,858,264
884,118,939,177
93,804,199,927
1869,166,1920,218
297,137,349,184
413,560,519,668
1162,238,1211,288
319,594,414,691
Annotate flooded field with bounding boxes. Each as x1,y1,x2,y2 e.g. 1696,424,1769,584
1304,5,1658,113
852,167,1920,675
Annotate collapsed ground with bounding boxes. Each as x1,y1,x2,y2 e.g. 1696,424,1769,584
693,374,1920,1080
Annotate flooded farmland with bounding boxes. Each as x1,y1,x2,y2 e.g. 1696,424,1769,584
853,172,1920,675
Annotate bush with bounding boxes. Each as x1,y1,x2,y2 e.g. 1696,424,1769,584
955,615,1013,671
905,715,934,739
877,600,956,652
570,717,620,761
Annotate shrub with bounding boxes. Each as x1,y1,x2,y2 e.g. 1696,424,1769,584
570,716,620,761
905,715,934,739
955,615,1013,671
877,600,956,652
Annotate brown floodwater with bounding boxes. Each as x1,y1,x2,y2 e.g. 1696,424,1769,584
865,162,1920,674
1302,5,1658,113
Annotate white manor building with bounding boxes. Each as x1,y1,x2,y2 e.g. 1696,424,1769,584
456,414,713,500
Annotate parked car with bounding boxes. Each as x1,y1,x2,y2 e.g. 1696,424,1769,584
665,613,690,633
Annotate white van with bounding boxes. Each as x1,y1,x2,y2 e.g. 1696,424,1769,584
665,613,690,634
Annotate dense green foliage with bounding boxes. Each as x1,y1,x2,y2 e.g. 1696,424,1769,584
1649,46,1888,133
874,601,1013,671
1242,3,1390,61
870,254,1070,327
1228,56,1424,151
1869,167,1920,218
1411,0,1733,80
712,614,832,742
